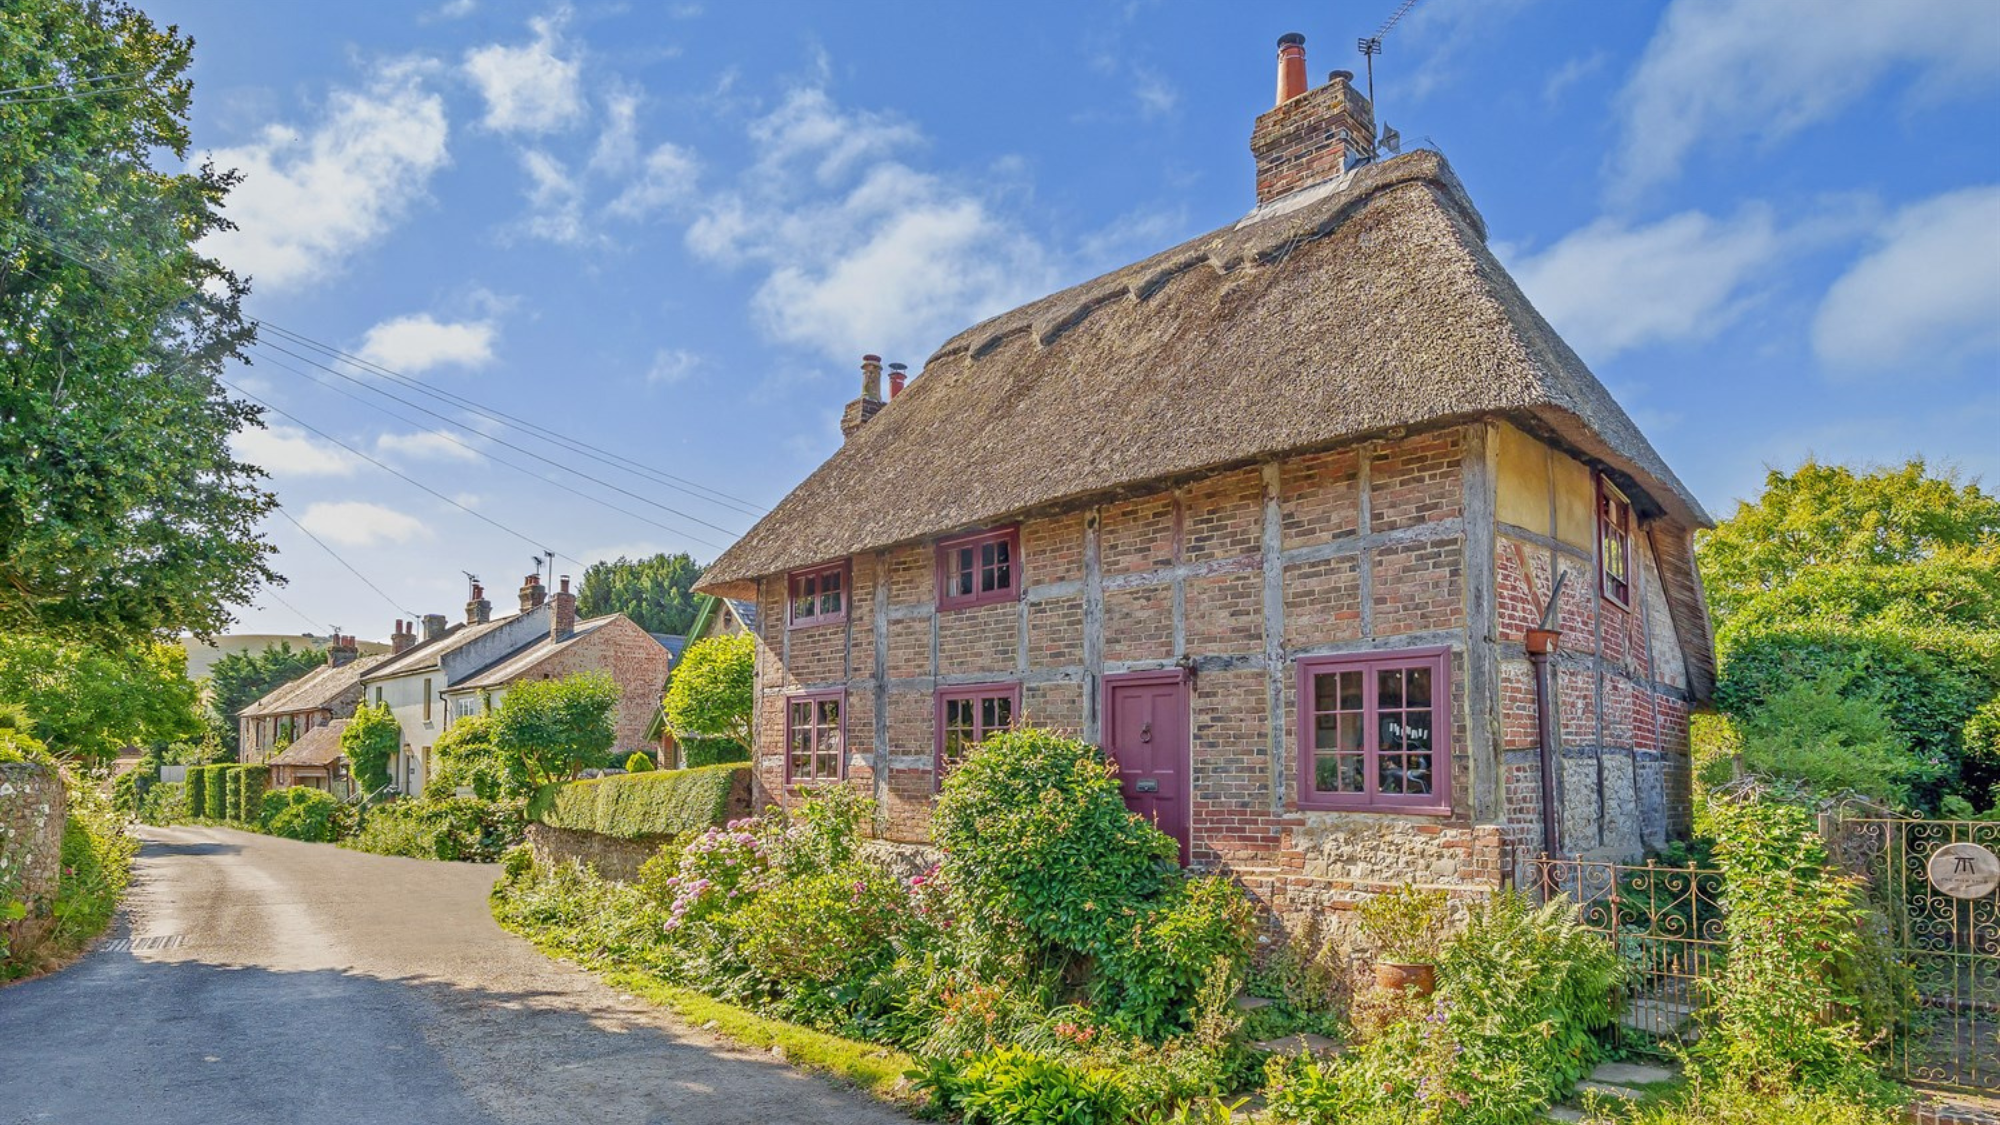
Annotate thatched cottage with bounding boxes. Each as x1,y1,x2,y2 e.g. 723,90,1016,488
694,35,1714,917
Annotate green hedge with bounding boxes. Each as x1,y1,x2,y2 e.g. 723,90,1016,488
527,764,749,840
206,766,229,819
235,766,268,822
260,787,345,843
185,766,208,818
223,769,242,822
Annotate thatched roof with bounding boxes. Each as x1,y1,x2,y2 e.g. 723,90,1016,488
240,654,387,719
698,150,1710,605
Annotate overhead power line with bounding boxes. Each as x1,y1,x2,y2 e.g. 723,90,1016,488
269,507,422,622
0,70,143,98
247,344,731,550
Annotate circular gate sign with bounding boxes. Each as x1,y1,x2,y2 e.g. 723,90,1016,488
1925,842,2000,900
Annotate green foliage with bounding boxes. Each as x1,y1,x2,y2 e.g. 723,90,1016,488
737,864,912,1013
138,780,186,825
1096,877,1258,1040
1723,673,1932,803
199,765,228,819
183,765,207,819
661,633,754,755
1603,1074,1903,1124
0,702,52,764
258,786,345,842
0,636,200,765
341,703,400,795
1695,795,1892,1096
527,763,746,840
680,736,752,769
1355,885,1452,963
1266,890,1622,1125
624,751,655,772
5,774,136,979
493,672,620,786
576,552,704,636
205,643,325,756
345,797,526,862
909,1047,1133,1125
428,714,510,800
0,0,277,644
223,767,242,822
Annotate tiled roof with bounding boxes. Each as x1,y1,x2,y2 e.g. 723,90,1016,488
442,616,623,694
268,719,347,767
360,614,524,681
240,654,389,719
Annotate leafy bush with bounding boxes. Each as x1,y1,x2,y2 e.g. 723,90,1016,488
0,703,51,764
345,797,526,862
910,1047,1132,1125
341,703,400,795
1097,875,1258,1040
1355,884,1452,963
184,764,208,818
1601,1073,1903,1124
681,736,751,769
624,751,655,772
527,763,748,840
736,864,912,1016
662,633,753,757
258,786,346,842
429,714,510,800
493,672,620,787
138,780,187,825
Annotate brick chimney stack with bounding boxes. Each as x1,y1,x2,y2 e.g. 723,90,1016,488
466,582,492,625
1250,34,1376,206
552,575,577,641
888,362,908,400
519,573,546,613
423,613,448,641
391,619,416,654
840,354,886,439
327,634,358,667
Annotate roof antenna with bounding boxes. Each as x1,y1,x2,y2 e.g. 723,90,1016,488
1358,0,1423,155
461,570,480,597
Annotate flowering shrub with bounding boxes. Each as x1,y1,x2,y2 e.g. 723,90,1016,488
643,819,773,932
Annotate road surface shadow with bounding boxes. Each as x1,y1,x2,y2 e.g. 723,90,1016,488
0,948,911,1125
139,838,245,858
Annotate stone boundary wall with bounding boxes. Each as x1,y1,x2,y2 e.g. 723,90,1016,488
0,762,66,956
524,823,673,883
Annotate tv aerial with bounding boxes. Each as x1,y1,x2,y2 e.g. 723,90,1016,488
1358,0,1423,155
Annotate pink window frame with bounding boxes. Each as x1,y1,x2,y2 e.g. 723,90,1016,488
1294,646,1452,815
935,527,1021,611
786,561,850,629
1597,475,1633,610
933,681,1022,789
783,689,846,784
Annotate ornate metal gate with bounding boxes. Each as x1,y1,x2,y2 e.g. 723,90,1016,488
1832,815,2000,1097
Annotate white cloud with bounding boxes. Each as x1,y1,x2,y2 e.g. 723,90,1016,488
463,10,585,135
645,348,703,385
376,430,484,462
518,148,587,243
607,142,701,219
1131,66,1178,119
431,0,475,18
1612,0,2000,196
1542,51,1606,106
686,86,1057,364
1506,205,1784,360
233,424,360,477
297,501,428,547
201,59,449,291
1397,0,1539,102
356,313,497,373
1813,185,2000,375
589,89,641,173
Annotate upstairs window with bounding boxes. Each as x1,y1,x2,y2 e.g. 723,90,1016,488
1598,476,1632,609
786,691,844,783
936,683,1019,787
1296,647,1451,814
788,562,849,628
937,527,1019,610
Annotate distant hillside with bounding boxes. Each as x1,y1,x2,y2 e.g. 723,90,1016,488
179,633,391,682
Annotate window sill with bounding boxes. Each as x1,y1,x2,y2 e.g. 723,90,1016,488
937,591,1021,613
786,616,848,631
1295,799,1453,818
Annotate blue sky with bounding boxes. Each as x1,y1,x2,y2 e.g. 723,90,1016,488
148,0,2000,640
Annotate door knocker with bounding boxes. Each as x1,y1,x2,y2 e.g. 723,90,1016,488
1139,721,1153,743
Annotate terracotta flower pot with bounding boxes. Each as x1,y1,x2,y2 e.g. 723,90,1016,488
1374,960,1436,996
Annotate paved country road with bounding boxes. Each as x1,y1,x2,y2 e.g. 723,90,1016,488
0,826,913,1125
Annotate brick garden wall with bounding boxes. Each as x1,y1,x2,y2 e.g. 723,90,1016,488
747,420,1698,929
0,762,66,957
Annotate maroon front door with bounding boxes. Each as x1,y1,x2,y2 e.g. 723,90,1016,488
1103,670,1191,864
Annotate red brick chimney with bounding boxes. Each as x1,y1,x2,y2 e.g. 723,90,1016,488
390,619,416,654
519,573,546,613
327,634,358,667
1250,34,1376,206
840,354,885,439
888,362,908,400
465,582,491,625
552,575,576,641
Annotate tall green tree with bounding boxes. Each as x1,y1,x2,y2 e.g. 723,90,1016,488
576,553,703,636
661,633,754,761
205,642,326,755
1,0,277,644
1698,459,2000,809
492,672,619,787
0,635,201,765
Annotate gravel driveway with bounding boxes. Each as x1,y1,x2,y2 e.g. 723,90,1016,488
0,825,913,1125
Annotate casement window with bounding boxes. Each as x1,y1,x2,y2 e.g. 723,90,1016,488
937,527,1020,610
785,691,845,783
423,677,434,722
1296,647,1451,813
1598,476,1633,609
788,562,849,628
935,683,1020,786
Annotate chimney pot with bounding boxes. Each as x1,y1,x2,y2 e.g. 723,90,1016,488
552,575,577,641
519,572,547,613
888,362,908,399
1328,69,1354,83
1275,32,1308,105
423,612,448,641
842,354,888,439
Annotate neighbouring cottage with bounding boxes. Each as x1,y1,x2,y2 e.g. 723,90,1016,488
267,718,351,793
692,36,1714,922
237,636,388,763
643,593,759,766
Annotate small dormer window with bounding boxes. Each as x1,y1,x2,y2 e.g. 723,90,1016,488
1598,475,1633,609
937,527,1019,610
788,562,848,628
